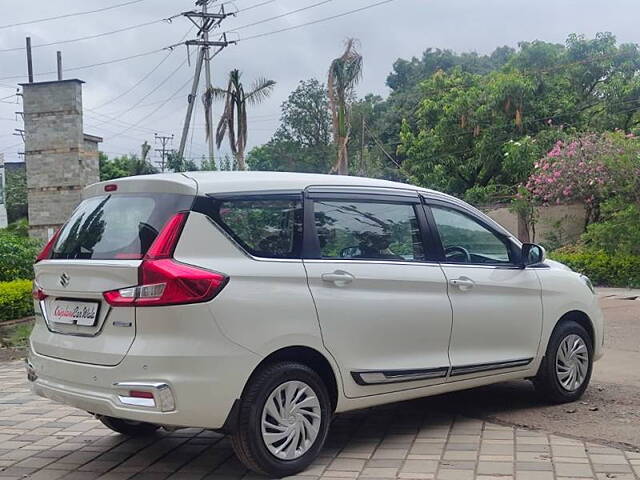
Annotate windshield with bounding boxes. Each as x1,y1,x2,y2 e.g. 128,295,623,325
51,193,193,260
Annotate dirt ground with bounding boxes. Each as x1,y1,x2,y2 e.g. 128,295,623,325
429,290,640,452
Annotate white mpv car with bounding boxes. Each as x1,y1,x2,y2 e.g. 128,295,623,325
28,172,603,477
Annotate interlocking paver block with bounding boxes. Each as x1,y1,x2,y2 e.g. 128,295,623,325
0,360,639,480
477,461,514,475
554,462,594,477
516,472,554,480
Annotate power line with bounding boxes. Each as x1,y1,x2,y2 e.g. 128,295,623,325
239,0,397,42
0,18,166,53
95,56,189,128
91,51,174,110
91,26,195,111
237,0,277,13
230,0,332,31
105,77,194,141
84,110,172,135
0,0,149,30
0,47,166,81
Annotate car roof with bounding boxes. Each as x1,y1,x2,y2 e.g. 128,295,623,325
184,171,435,195
88,171,438,196
84,171,515,239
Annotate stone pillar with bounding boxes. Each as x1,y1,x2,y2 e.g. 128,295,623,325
20,79,100,241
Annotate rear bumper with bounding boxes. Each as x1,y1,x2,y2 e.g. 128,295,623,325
27,335,260,429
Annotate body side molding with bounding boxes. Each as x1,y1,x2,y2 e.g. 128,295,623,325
351,367,449,386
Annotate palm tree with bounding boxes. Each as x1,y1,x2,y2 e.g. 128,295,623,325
328,39,363,175
207,69,276,170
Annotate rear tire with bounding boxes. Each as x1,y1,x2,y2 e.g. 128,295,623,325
98,416,159,436
231,361,332,477
534,320,593,403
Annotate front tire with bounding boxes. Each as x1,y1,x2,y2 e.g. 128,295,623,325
231,361,332,477
534,320,593,403
98,416,159,436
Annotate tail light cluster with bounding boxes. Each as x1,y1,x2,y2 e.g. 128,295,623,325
103,212,228,307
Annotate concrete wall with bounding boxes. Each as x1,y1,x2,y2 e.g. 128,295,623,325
482,203,587,246
21,79,100,241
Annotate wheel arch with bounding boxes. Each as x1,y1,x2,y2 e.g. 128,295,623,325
555,310,595,347
221,345,340,434
252,346,339,411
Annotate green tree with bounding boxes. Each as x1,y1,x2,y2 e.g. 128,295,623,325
247,79,333,173
397,33,640,197
209,69,276,171
5,167,27,223
328,39,363,175
99,153,158,181
166,152,198,173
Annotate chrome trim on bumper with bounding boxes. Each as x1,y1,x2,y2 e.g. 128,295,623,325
113,382,176,412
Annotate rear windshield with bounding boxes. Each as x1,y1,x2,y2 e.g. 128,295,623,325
51,193,193,260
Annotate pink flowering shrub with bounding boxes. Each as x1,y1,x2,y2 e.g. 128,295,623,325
525,133,640,224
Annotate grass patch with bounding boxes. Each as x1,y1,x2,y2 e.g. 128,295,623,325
0,321,33,349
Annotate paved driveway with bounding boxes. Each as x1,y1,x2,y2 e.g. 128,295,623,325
1,361,639,480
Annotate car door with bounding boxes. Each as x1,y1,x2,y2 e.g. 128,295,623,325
303,189,453,398
424,199,543,380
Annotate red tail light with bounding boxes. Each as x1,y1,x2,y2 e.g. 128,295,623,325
103,212,228,307
104,259,227,307
35,229,61,263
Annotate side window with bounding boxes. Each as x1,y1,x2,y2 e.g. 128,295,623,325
313,200,425,261
431,206,512,264
214,198,303,259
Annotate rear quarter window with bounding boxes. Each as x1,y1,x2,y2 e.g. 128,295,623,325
207,197,303,259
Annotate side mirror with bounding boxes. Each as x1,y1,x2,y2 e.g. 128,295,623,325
521,243,546,267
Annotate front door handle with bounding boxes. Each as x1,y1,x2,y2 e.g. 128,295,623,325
321,270,355,286
449,277,475,291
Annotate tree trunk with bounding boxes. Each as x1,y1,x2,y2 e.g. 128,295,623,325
235,151,246,171
517,211,531,243
336,134,349,175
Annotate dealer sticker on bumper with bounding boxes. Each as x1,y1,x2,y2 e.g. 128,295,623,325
50,300,99,326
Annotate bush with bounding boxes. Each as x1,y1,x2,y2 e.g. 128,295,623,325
0,230,40,282
0,280,34,323
551,246,640,288
582,201,640,256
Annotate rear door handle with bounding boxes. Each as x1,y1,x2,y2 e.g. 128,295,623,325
449,277,475,291
321,270,355,286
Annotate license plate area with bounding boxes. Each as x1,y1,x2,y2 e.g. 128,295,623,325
50,299,100,327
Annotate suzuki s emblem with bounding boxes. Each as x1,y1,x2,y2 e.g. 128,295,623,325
59,272,70,288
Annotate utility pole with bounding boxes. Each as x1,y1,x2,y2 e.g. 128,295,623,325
155,133,174,172
175,0,236,163
202,1,215,164
56,51,63,81
26,37,33,83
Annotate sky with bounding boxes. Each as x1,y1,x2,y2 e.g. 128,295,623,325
1,0,640,167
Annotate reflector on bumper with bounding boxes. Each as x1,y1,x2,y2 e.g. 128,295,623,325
113,382,176,412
